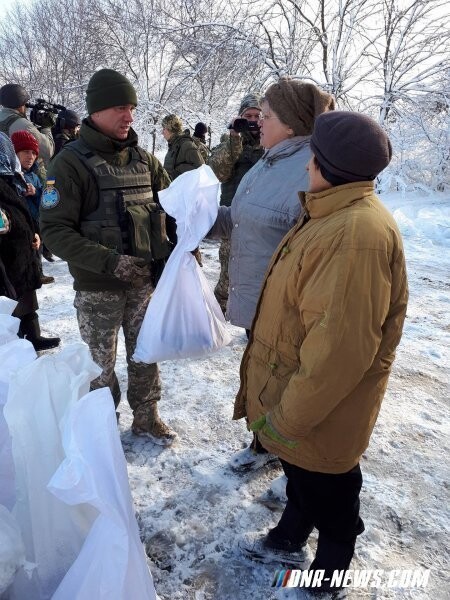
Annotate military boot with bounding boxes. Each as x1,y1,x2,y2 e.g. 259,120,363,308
131,404,177,447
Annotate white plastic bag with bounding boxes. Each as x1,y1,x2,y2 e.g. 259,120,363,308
0,297,36,512
49,388,158,600
133,165,231,363
4,344,101,600
0,505,25,595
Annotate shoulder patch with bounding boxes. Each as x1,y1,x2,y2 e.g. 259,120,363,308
41,179,60,209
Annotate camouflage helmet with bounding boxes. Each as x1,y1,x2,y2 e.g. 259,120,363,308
162,114,183,135
238,93,261,116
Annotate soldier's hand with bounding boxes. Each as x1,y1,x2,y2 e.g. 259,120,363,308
228,116,241,137
113,255,151,286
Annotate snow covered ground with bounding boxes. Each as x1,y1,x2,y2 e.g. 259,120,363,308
35,191,449,600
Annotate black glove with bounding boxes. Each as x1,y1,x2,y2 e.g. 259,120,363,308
38,111,57,129
113,255,152,287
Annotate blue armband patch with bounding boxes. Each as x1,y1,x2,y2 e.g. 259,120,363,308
41,179,60,209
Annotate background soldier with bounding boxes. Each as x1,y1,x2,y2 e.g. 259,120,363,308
40,68,176,445
161,114,204,180
192,122,209,161
162,113,205,265
208,94,264,314
52,108,81,155
0,83,55,166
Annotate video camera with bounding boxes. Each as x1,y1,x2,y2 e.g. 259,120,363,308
26,98,66,129
227,118,260,134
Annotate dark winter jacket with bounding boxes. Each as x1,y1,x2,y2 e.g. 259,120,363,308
163,132,204,180
0,176,41,299
23,167,43,225
53,131,78,156
40,118,171,291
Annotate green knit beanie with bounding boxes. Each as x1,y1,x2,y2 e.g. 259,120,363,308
86,69,138,114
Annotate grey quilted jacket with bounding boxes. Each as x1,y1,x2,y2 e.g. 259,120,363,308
208,136,310,329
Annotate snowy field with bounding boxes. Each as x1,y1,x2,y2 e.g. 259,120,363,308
35,191,449,600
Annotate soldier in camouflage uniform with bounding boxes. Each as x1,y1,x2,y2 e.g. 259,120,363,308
40,69,177,446
208,94,264,314
192,122,209,162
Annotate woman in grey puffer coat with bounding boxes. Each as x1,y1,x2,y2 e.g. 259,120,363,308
209,78,335,331
208,78,335,471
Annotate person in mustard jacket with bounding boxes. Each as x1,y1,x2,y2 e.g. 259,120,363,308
237,111,408,596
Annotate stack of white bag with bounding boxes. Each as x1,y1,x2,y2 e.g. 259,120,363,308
0,298,29,595
133,165,231,364
0,297,159,600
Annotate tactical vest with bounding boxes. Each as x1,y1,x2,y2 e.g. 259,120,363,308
220,138,264,206
0,113,21,136
67,140,170,262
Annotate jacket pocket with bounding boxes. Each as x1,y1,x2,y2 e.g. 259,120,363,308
80,223,124,253
126,205,153,262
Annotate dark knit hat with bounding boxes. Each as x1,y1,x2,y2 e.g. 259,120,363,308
86,69,137,114
0,84,30,109
310,111,392,182
238,93,261,115
61,109,81,128
162,114,183,135
194,122,208,137
263,78,335,136
11,130,39,156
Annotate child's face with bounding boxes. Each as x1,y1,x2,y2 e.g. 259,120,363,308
17,149,37,171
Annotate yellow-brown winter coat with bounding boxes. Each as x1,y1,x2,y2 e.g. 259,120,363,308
234,182,408,474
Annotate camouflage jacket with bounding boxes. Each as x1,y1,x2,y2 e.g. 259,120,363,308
192,136,209,162
208,131,263,206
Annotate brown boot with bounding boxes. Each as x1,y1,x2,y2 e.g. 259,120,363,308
131,405,177,447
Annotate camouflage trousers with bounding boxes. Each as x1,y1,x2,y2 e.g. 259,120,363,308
74,283,160,418
214,238,230,313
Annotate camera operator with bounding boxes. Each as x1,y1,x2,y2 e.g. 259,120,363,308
208,93,264,314
0,84,55,166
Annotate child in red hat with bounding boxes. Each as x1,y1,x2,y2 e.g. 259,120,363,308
11,130,54,284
